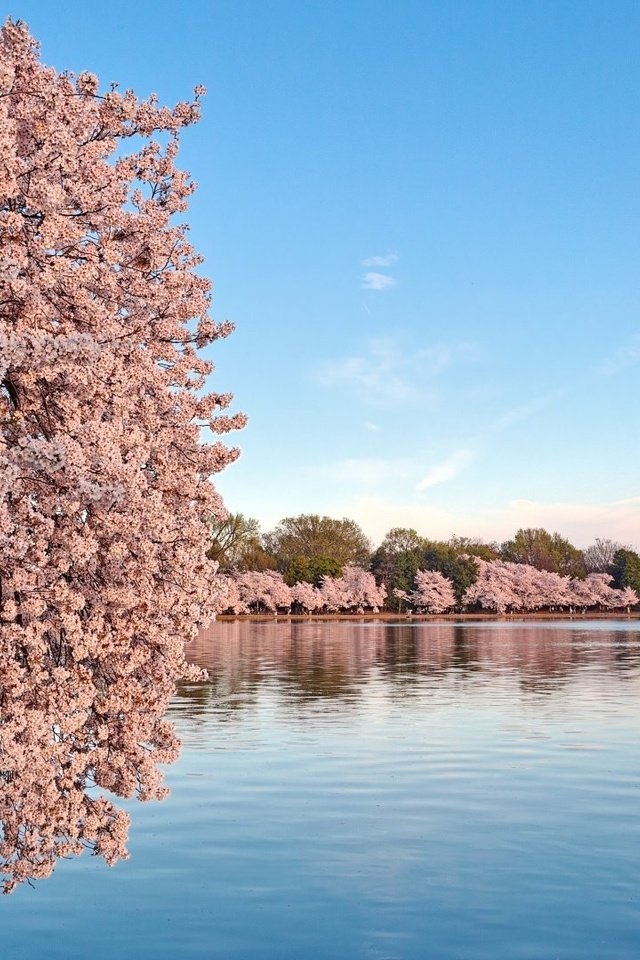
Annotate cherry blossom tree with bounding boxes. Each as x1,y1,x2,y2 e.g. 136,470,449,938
318,573,349,612
572,573,628,611
408,569,456,613
234,570,292,613
214,573,249,615
463,559,521,613
0,20,244,890
463,560,637,614
291,579,322,614
339,565,386,612
619,586,639,611
319,566,386,613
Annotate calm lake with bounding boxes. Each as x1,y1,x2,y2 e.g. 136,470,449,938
3,620,640,959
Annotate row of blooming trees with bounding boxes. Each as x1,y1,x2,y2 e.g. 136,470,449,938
212,561,638,616
210,519,640,608
398,561,638,614
464,560,638,613
216,566,387,614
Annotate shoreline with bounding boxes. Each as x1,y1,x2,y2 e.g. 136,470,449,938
215,610,640,623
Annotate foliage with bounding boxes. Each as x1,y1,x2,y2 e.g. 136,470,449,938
420,542,478,604
282,554,343,586
611,549,640,598
372,529,496,607
448,535,499,561
207,512,262,570
265,514,371,571
371,527,428,605
0,20,243,890
501,528,586,577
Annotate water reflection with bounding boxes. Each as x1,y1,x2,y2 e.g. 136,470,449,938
4,620,640,960
175,619,640,720
6,620,637,895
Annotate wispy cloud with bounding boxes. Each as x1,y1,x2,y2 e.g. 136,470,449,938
319,336,481,405
361,271,397,291
312,457,417,486
360,252,398,290
484,390,565,436
364,421,380,432
598,332,640,376
416,449,474,491
319,337,415,402
361,252,398,268
411,392,559,494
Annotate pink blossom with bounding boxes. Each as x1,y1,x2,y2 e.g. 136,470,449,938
0,20,242,891
408,569,456,613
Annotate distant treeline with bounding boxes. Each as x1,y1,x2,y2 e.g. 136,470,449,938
208,514,640,613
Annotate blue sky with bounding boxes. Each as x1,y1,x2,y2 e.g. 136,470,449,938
12,0,640,549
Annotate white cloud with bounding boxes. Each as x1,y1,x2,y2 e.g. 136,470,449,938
416,449,474,491
364,421,380,432
319,335,479,405
361,253,398,268
319,337,415,402
488,496,640,548
361,271,396,291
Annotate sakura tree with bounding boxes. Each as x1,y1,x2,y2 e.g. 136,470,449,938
463,559,521,613
571,573,635,611
619,586,640,611
234,570,292,613
291,579,322,614
408,569,456,613
0,641,183,892
319,566,386,613
463,559,637,614
214,573,249,615
318,573,349,612
0,20,244,889
339,565,387,612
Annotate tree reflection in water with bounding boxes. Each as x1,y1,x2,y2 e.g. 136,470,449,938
175,619,640,720
6,620,638,893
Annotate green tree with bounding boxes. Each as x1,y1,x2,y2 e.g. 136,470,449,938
371,529,481,608
265,514,371,573
207,513,264,570
281,555,343,586
501,528,586,577
611,548,640,597
420,542,478,604
371,528,428,608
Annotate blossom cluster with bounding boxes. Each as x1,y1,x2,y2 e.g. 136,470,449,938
460,560,637,614
215,561,638,618
0,21,242,891
215,566,387,614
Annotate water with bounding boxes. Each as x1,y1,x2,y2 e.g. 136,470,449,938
3,620,640,959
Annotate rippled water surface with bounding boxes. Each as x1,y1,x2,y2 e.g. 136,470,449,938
4,620,640,959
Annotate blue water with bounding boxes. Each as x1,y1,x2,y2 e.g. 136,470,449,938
3,620,640,959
